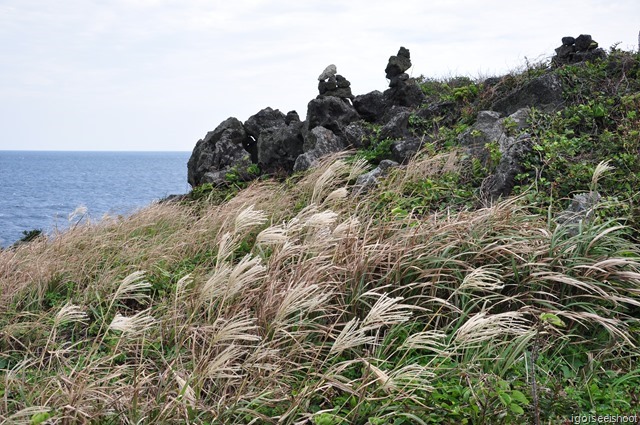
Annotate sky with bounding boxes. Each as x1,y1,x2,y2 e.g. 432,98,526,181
1,1,639,152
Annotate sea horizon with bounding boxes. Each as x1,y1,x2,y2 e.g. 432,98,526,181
0,150,191,247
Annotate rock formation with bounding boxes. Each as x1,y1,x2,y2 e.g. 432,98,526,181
187,38,608,203
552,34,606,66
317,64,355,100
382,47,425,108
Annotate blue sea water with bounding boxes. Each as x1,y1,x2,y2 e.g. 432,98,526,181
0,151,191,247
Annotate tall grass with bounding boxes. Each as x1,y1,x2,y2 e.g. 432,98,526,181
1,153,639,423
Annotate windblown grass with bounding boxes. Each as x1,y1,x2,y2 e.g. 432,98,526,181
1,153,640,423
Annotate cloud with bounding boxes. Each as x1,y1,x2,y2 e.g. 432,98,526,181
1,0,639,150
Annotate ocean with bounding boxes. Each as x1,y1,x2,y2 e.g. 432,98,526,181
0,151,192,247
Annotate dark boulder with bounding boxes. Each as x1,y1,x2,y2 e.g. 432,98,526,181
353,90,387,123
414,101,459,127
383,77,425,108
344,122,369,149
257,121,304,173
380,107,412,140
306,96,360,138
293,126,345,172
391,137,427,163
285,110,300,125
481,133,532,200
319,74,355,100
244,107,287,140
491,73,563,116
187,117,254,187
385,47,412,80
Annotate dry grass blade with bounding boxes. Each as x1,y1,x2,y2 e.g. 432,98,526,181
206,344,246,380
234,204,267,235
386,364,435,393
200,262,232,303
330,318,375,355
362,359,393,393
108,309,156,335
227,255,266,299
216,232,235,265
273,283,331,325
111,271,152,306
256,225,289,247
401,331,448,354
331,217,360,239
173,372,197,408
454,311,531,346
311,160,348,204
591,159,614,190
194,315,261,345
3,406,52,425
361,292,414,332
458,267,504,292
322,188,348,205
54,303,88,327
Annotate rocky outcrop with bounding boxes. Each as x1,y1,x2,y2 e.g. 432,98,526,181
187,39,602,194
187,117,254,187
257,121,304,173
491,73,563,116
306,96,359,138
552,34,606,66
459,108,533,200
353,91,386,123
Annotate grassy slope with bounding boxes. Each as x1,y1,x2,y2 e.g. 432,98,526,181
2,48,640,424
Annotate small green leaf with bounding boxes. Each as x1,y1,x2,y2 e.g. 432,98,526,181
540,313,566,327
510,403,525,415
30,412,51,425
498,391,511,406
510,390,529,405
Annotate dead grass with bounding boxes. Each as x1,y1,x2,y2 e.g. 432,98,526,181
1,152,640,423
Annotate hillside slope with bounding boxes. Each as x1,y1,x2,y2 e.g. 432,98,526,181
1,42,640,424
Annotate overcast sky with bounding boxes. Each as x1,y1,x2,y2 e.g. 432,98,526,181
1,0,639,151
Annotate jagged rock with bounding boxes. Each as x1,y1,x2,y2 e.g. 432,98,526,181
257,121,304,173
380,107,412,140
385,47,412,80
293,126,345,172
383,77,425,108
353,159,399,194
459,108,533,200
187,117,253,187
306,96,360,138
491,73,563,116
481,133,532,199
391,137,426,163
414,101,459,127
285,110,300,125
561,36,576,46
353,91,387,123
344,122,368,149
244,107,287,140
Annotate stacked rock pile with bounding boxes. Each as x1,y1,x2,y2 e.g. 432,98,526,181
317,64,354,100
552,34,606,66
